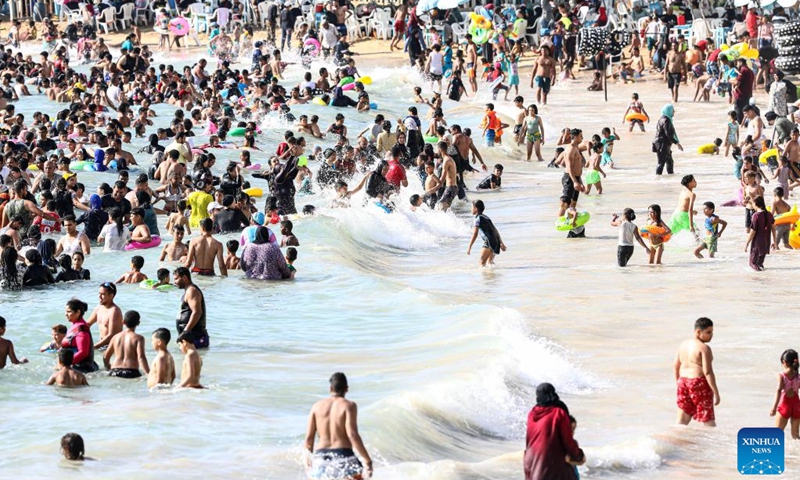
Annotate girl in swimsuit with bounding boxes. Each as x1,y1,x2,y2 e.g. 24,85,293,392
771,349,800,439
520,104,544,162
645,204,671,265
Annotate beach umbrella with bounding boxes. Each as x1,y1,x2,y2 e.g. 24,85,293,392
760,0,777,6
435,0,470,10
733,0,751,6
777,0,797,6
415,0,437,14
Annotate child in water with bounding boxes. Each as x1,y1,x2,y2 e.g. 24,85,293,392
723,110,739,157
40,324,67,352
467,200,507,266
644,204,671,265
116,255,147,284
611,208,651,267
225,240,240,270
476,164,503,190
600,127,620,168
770,349,800,439
694,201,728,259
285,247,298,279
566,415,586,476
46,349,89,387
0,316,28,368
697,138,722,155
584,143,607,195
622,93,650,133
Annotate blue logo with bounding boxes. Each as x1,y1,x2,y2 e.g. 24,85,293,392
738,428,784,475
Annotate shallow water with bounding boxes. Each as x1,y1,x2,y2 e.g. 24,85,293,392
2,46,799,479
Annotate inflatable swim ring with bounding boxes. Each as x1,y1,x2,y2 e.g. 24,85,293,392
125,235,162,251
468,22,492,44
303,38,321,56
244,163,262,170
168,17,190,36
775,205,800,226
243,187,263,197
338,76,354,87
759,148,778,165
341,82,356,91
424,135,440,144
312,97,327,106
369,102,378,110
27,164,39,171
192,148,206,156
625,112,648,123
358,76,372,85
555,211,590,231
790,220,800,249
70,160,95,171
229,127,247,137
298,156,309,167
639,225,672,242
139,279,175,291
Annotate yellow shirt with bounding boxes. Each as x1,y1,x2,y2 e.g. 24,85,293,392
187,190,212,228
697,144,718,155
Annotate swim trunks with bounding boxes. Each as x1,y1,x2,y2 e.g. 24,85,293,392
393,19,405,34
309,448,363,480
439,185,458,206
704,234,718,254
509,74,519,86
668,210,691,234
513,124,522,135
676,376,715,423
745,208,755,229
584,169,601,185
779,393,800,419
526,131,542,143
561,173,579,203
534,76,551,94
109,368,142,378
667,73,681,89
485,129,496,147
192,332,210,349
191,267,215,276
617,245,634,267
429,73,443,81
467,62,476,79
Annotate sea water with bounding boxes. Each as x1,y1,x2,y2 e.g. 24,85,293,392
1,46,799,479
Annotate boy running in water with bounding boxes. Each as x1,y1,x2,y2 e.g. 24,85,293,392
467,200,507,266
694,202,728,258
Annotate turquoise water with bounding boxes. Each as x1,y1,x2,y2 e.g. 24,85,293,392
4,46,800,479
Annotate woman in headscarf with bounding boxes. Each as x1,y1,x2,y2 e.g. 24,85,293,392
330,86,358,108
350,161,396,202
135,191,160,236
75,193,109,242
652,103,683,175
240,226,292,280
38,238,58,272
744,195,776,271
62,297,99,373
523,383,585,480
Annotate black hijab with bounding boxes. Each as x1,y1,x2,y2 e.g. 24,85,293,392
535,383,570,414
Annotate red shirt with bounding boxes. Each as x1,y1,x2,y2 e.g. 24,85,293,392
276,142,289,156
707,48,721,62
746,11,759,38
384,159,406,188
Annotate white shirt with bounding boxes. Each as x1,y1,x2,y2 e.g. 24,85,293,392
429,52,443,75
320,24,339,49
618,221,636,246
106,84,122,108
100,223,130,251
300,80,316,91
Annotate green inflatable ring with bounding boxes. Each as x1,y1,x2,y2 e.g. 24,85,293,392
424,135,439,144
229,127,247,137
468,23,492,45
140,279,175,291
555,211,591,231
70,160,95,171
338,76,354,86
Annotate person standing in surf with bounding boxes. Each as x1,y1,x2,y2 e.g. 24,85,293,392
559,129,585,219
304,372,373,479
524,383,585,480
674,317,720,427
653,104,683,175
467,200,507,266
669,174,697,237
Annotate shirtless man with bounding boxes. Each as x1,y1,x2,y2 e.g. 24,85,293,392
148,328,176,388
184,218,227,276
389,2,407,52
530,45,556,105
46,349,88,387
669,174,698,236
86,282,124,350
128,208,152,244
465,34,479,93
160,225,189,262
559,129,585,216
155,150,187,184
664,42,687,103
304,372,373,479
103,310,149,379
674,317,720,427
177,331,203,388
437,142,458,212
450,124,487,178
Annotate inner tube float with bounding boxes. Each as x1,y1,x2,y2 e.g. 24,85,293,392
312,97,327,106
759,148,778,165
297,156,309,167
424,135,440,144
790,220,800,249
168,17,190,37
555,211,591,231
243,187,263,197
125,235,162,251
338,76,354,87
774,205,800,226
303,38,321,57
70,160,96,171
229,127,248,137
470,12,492,28
625,112,648,123
139,279,175,291
639,226,672,242
468,22,492,44
244,163,262,170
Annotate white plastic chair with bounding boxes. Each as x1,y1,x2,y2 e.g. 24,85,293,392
210,7,231,31
135,0,152,26
187,3,209,33
345,13,361,38
97,8,118,34
358,10,374,38
257,2,270,28
117,3,136,30
66,4,84,24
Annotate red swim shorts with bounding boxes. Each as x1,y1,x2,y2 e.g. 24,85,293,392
778,394,800,419
677,376,715,423
394,19,405,34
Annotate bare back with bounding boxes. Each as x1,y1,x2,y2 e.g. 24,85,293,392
677,338,711,378
310,397,355,450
